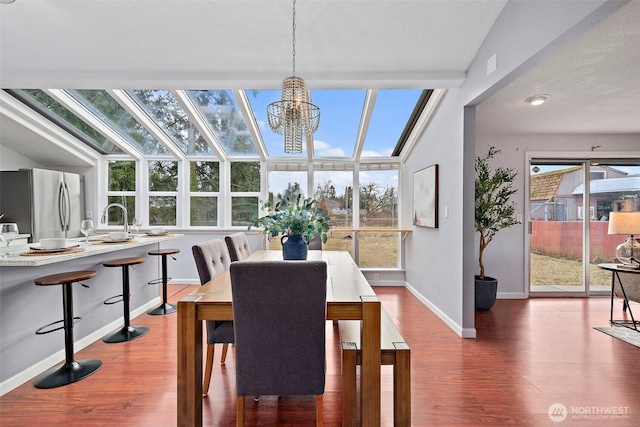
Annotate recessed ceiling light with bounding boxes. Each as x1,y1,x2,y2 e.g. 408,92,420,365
524,95,550,106
0,0,16,4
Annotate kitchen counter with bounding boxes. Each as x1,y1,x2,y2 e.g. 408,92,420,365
0,233,184,393
0,234,30,248
0,234,183,267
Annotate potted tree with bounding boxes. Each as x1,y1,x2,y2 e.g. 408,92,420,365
251,194,331,260
475,146,520,310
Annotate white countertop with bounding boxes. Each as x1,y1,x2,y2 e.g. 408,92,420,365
0,233,184,267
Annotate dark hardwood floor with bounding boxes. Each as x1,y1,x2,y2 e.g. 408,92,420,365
1,285,640,426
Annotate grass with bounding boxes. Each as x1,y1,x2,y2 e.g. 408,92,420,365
265,229,399,268
265,232,613,284
531,252,611,287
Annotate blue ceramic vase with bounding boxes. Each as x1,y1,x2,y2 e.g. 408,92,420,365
281,234,308,260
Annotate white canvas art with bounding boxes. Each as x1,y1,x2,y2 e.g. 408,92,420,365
413,164,438,228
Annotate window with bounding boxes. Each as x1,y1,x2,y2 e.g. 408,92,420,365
314,170,354,256
230,162,260,226
190,161,219,226
107,161,136,224
186,90,259,156
149,160,178,225
128,89,216,156
10,89,124,154
577,206,595,220
359,169,399,268
267,171,307,202
69,90,168,155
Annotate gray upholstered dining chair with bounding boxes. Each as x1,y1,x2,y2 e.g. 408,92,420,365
225,232,252,262
230,260,327,426
191,239,235,397
307,232,323,250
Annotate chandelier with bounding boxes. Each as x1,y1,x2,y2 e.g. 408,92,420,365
267,0,320,154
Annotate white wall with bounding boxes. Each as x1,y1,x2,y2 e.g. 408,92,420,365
402,0,623,337
475,134,640,298
0,144,43,170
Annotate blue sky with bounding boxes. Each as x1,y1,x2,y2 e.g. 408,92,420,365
247,88,423,158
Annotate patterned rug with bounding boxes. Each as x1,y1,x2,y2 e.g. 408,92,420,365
594,326,640,349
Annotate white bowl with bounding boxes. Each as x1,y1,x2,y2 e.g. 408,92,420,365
108,231,128,241
148,227,165,235
39,238,68,250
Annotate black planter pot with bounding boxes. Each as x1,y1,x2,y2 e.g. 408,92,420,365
475,275,498,310
280,235,308,260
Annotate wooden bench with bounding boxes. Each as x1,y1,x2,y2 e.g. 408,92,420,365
338,308,411,426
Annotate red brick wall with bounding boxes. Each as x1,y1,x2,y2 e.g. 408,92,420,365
531,221,626,263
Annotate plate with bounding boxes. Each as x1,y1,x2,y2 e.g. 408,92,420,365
101,237,135,243
29,244,79,253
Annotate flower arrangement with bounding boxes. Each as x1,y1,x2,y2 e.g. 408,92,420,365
250,194,331,245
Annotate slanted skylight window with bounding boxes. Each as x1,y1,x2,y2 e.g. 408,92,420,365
9,89,124,154
68,89,169,156
186,90,258,157
311,90,367,158
127,90,216,157
246,89,301,158
363,89,423,157
7,88,430,161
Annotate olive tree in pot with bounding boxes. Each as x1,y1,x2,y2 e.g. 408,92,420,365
475,147,520,310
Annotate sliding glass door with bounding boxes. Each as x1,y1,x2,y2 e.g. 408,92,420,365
588,162,640,295
529,162,586,295
529,159,640,296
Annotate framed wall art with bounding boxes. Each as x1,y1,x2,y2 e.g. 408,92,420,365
413,164,439,228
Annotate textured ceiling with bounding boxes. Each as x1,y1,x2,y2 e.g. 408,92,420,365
476,0,640,135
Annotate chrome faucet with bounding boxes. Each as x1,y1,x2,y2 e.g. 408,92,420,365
101,203,129,232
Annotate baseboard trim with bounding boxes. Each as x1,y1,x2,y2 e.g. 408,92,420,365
404,282,476,338
370,279,405,287
0,297,160,396
498,292,526,299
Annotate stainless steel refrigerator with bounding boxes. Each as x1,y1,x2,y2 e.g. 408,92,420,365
0,168,84,243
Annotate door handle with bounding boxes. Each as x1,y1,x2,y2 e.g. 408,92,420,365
58,183,66,231
63,183,70,231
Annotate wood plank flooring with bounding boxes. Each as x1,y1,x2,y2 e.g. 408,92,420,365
2,285,640,426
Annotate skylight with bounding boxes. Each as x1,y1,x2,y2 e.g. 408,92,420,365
127,90,216,157
69,89,169,156
6,88,429,162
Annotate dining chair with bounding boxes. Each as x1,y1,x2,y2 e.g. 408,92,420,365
191,239,235,397
307,232,323,250
225,232,252,262
230,260,327,427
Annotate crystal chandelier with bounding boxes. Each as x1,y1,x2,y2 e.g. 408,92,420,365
267,0,320,154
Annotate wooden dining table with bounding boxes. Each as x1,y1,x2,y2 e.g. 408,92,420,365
177,250,382,426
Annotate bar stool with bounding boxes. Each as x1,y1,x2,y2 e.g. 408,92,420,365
33,270,102,389
102,256,149,343
147,248,180,315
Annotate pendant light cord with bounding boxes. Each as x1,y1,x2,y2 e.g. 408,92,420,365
292,0,296,77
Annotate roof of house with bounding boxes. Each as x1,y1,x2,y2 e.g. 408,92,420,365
530,167,581,201
573,176,640,195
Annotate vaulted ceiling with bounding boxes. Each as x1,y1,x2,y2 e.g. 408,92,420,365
1,0,638,169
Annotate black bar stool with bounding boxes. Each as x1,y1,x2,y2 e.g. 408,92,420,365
102,256,149,343
147,248,180,315
33,270,102,389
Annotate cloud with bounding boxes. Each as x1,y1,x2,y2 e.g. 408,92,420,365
314,139,346,157
361,150,383,157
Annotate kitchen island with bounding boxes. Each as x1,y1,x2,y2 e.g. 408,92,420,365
0,234,183,394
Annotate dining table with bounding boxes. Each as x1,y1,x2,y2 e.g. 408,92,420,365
177,250,382,426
